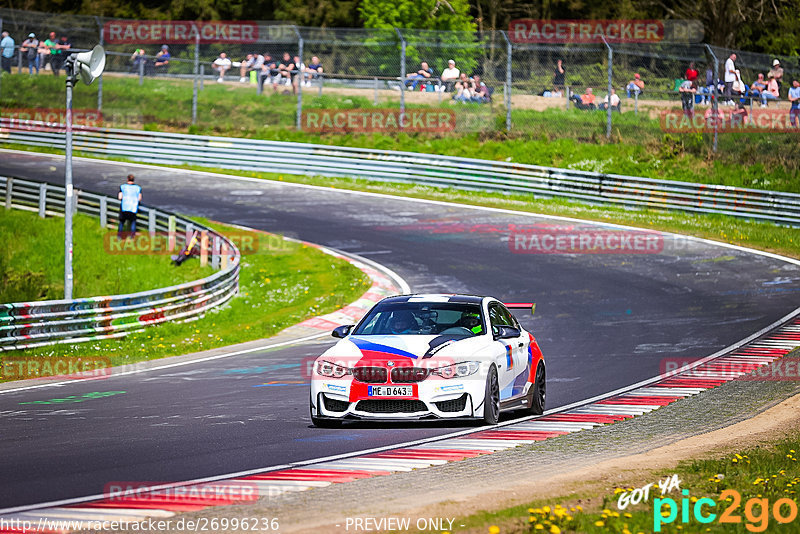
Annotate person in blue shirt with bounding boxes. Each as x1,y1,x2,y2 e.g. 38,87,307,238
789,80,800,128
117,174,142,238
1,31,15,74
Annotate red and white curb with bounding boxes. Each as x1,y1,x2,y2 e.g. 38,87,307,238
3,316,798,533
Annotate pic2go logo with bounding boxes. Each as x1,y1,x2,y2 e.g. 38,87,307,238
654,489,799,532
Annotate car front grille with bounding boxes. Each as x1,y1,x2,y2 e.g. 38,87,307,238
434,394,468,413
352,366,388,383
390,367,431,383
355,399,428,413
322,395,349,412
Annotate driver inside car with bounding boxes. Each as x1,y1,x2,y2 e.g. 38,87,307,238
459,312,482,334
389,311,417,334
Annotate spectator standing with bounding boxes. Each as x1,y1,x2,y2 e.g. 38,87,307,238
679,79,697,118
21,33,39,74
723,53,737,105
153,45,170,73
626,73,644,98
685,62,698,83
768,59,784,93
42,32,57,73
406,61,433,90
553,59,565,92
50,35,71,76
212,52,232,82
117,174,142,238
789,80,800,128
761,74,779,107
130,48,147,73
302,56,323,87
750,73,767,100
0,31,14,74
440,59,459,92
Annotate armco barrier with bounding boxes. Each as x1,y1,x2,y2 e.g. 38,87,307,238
0,175,240,351
1,120,798,226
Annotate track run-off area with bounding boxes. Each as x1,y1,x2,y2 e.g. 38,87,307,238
1,150,799,511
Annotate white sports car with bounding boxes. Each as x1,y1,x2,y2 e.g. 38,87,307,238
309,294,545,427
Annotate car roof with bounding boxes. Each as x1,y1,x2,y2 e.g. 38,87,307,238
379,294,487,305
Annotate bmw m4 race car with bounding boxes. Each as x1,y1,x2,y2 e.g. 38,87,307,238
309,294,545,427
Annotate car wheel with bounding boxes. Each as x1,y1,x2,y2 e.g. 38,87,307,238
523,362,546,416
483,365,500,425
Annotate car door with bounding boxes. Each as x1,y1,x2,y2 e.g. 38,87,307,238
488,303,527,400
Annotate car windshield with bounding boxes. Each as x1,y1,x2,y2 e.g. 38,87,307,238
353,302,485,336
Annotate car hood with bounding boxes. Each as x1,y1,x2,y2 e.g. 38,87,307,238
321,334,492,365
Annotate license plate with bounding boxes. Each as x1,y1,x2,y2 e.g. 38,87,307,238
368,385,413,397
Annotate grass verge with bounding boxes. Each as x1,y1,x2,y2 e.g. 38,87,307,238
1,217,370,378
1,73,798,193
0,208,214,302
454,430,800,534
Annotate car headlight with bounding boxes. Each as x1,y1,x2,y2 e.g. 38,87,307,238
315,360,352,378
432,361,480,379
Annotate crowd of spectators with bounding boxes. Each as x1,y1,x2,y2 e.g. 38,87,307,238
0,30,72,75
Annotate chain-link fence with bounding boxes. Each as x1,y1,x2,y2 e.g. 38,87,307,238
1,8,799,148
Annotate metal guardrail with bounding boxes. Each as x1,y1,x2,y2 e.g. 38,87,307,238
1,121,799,226
0,175,240,351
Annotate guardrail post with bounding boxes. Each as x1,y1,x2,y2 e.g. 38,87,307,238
395,27,406,116
73,190,80,215
634,91,638,115
566,86,570,110
292,26,303,131
211,235,220,269
148,208,156,236
99,196,107,227
602,36,613,140
705,44,719,153
39,183,47,218
185,223,194,247
168,215,176,250
221,241,229,269
200,65,204,90
200,231,208,266
4,177,12,210
138,57,144,85
374,77,378,106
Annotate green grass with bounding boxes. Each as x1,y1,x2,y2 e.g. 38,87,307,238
458,429,800,534
0,208,213,302
1,73,798,193
1,218,370,372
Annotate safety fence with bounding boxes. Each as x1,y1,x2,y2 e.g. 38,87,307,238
2,122,798,227
0,174,240,351
2,8,799,149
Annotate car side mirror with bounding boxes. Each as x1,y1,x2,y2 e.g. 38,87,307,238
494,325,520,340
332,325,354,339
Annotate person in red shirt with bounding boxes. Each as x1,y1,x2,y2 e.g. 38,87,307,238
685,62,698,83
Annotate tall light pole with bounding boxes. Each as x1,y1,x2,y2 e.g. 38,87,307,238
63,45,105,299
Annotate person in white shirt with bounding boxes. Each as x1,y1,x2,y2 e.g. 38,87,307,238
723,53,738,105
600,88,621,111
440,59,460,92
213,52,232,82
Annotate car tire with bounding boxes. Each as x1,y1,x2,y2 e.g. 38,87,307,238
483,365,500,425
523,362,546,416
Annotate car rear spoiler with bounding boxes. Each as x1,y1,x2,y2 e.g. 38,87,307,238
504,302,536,315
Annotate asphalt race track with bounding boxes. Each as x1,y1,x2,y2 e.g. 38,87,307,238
1,151,799,509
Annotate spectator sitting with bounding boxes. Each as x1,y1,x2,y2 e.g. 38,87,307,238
571,87,596,110
453,73,473,102
239,53,264,83
406,61,433,90
153,45,170,74
750,73,767,100
626,73,644,98
277,52,296,91
130,48,147,74
761,74,779,107
257,54,277,88
212,52,232,83
679,79,697,118
471,75,490,103
302,56,323,87
730,102,748,128
768,59,784,92
599,88,620,112
440,59,460,92
685,62,698,83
